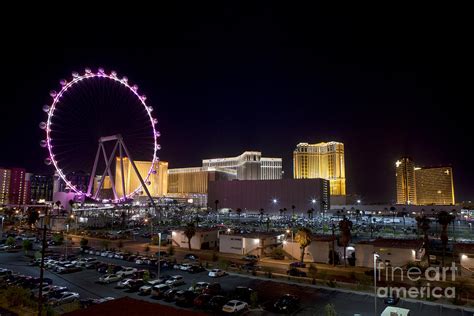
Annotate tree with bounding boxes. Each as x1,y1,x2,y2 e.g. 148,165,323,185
184,223,196,250
416,215,431,260
295,227,312,262
214,200,219,214
338,216,353,267
291,205,296,218
22,239,33,254
236,208,242,222
437,210,454,266
270,247,285,260
5,236,15,247
307,209,314,219
52,233,64,245
259,208,264,223
27,208,39,227
142,270,150,282
80,238,89,248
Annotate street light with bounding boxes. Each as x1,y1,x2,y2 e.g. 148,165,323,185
157,232,162,280
373,252,380,316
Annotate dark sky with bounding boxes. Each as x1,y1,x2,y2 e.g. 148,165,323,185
0,4,472,203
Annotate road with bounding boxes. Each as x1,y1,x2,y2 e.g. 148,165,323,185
1,251,473,316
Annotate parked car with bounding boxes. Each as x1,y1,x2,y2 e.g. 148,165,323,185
116,278,134,289
207,295,227,311
48,292,80,306
126,279,145,292
166,275,185,286
287,268,307,277
222,300,248,313
138,279,163,295
188,265,206,274
98,274,121,284
208,269,226,278
189,281,209,293
203,283,222,296
233,286,254,303
273,294,300,313
289,262,306,268
163,288,179,302
193,293,212,308
151,284,171,298
116,267,138,277
184,253,199,261
242,255,258,261
242,263,261,272
175,290,197,307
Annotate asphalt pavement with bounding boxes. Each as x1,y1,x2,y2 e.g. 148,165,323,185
1,250,473,316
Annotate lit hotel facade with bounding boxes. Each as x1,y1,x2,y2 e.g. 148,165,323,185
202,151,282,180
395,157,455,205
293,142,346,196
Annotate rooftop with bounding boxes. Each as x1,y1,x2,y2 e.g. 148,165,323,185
63,297,206,316
358,238,423,249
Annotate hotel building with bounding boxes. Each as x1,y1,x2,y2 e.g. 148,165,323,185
395,157,417,205
293,142,346,195
0,168,11,205
415,166,455,205
115,159,168,198
202,151,282,180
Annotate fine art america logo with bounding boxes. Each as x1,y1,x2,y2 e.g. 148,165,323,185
376,262,457,299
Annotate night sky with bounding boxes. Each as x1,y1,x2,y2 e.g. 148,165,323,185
0,5,472,203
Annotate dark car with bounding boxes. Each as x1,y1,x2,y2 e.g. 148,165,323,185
289,262,306,268
134,270,156,279
126,279,145,292
273,294,300,313
242,254,258,261
175,290,197,307
287,268,307,277
60,266,82,274
202,283,221,296
207,295,227,311
188,265,206,274
193,294,212,308
163,288,179,302
242,263,260,272
384,295,400,305
233,286,254,303
184,253,198,261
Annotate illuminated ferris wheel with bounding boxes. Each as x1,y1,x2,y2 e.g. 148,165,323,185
39,68,160,203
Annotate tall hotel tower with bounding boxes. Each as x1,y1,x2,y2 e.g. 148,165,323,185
293,142,346,196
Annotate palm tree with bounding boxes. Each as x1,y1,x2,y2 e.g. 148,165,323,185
55,200,61,215
295,227,312,262
390,206,396,224
259,208,264,223
338,216,353,267
283,208,288,219
437,210,455,266
416,215,431,260
451,209,458,240
355,209,361,224
307,209,314,219
236,208,242,222
279,209,283,217
184,223,196,251
291,205,296,218
214,200,219,218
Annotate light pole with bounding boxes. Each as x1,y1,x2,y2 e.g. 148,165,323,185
65,224,69,259
373,252,380,316
286,229,294,255
157,232,161,280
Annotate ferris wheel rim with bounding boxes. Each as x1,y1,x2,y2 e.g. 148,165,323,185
43,68,160,202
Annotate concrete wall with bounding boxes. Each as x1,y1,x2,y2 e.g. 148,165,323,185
355,244,417,268
171,229,218,250
219,234,282,255
284,240,337,263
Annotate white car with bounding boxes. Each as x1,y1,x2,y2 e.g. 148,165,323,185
99,274,121,284
179,263,192,271
116,267,137,277
188,281,209,293
49,292,80,306
138,279,163,295
165,275,185,286
208,269,226,278
222,300,248,313
116,278,134,289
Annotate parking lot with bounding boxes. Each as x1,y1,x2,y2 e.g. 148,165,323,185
2,249,474,315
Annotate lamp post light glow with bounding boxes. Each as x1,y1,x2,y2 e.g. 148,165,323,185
373,253,380,316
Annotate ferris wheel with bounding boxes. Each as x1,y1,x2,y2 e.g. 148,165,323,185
39,68,160,203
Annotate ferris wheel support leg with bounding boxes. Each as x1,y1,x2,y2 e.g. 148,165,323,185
86,144,102,197
100,143,119,200
119,145,126,199
119,140,158,216
94,142,119,200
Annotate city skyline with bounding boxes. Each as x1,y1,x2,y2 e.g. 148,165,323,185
1,6,472,203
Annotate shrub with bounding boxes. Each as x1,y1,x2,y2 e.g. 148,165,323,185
52,233,64,245
308,264,318,280
22,239,33,252
5,236,15,247
142,270,150,282
250,291,259,308
324,303,337,316
150,236,160,245
79,238,89,248
101,240,109,250
270,247,285,260
212,251,219,262
4,286,33,308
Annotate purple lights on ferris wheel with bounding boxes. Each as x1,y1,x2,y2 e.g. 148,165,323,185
40,67,160,203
